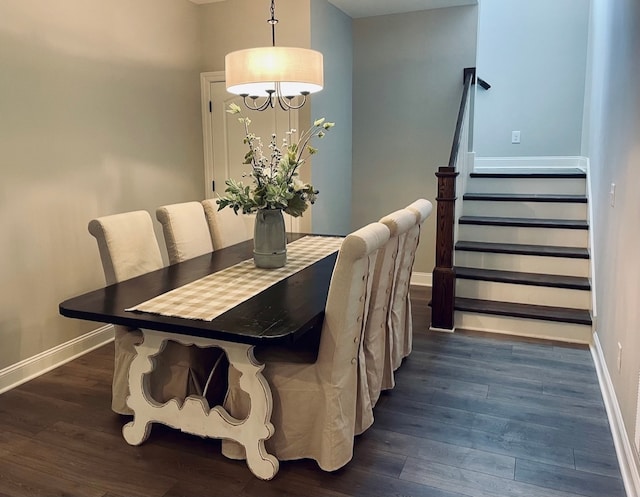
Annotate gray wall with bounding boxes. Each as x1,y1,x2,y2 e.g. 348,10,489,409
0,0,204,369
582,0,640,475
310,0,353,236
352,6,478,273
474,0,589,157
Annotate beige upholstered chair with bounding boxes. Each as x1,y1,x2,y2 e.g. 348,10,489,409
88,210,219,415
372,208,420,393
156,201,213,265
397,199,433,363
201,199,254,250
222,222,390,471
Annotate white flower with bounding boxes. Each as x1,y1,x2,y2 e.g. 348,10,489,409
292,179,306,192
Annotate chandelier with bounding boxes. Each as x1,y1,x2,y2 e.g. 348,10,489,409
224,0,324,111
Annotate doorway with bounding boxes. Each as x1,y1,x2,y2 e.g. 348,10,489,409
200,71,302,232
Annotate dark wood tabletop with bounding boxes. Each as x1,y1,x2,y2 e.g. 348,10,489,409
59,234,338,346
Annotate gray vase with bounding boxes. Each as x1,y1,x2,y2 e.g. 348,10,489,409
253,208,287,268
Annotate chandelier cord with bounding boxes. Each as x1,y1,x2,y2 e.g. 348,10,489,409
268,0,278,47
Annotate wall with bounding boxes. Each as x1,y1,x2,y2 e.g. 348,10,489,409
0,0,204,369
310,0,353,236
474,0,589,157
582,0,640,483
351,6,478,274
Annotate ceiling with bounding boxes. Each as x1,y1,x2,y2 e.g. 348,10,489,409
188,0,478,19
326,0,477,18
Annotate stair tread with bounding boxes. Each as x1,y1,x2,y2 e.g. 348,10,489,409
456,266,591,290
470,168,586,179
455,241,590,259
463,193,587,203
459,216,589,229
455,297,592,325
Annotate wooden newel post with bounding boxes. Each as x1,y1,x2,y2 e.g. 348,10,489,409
431,166,458,331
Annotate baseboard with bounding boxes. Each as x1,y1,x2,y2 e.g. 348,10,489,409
411,271,432,287
0,325,114,395
592,331,640,497
474,156,588,172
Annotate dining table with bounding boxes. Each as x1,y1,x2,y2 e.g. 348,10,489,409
59,233,343,480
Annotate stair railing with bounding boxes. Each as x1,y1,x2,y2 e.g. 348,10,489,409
431,67,478,331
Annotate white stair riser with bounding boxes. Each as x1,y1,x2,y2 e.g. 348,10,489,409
456,279,590,309
462,201,587,220
458,224,588,247
466,177,586,195
454,251,589,277
454,311,592,344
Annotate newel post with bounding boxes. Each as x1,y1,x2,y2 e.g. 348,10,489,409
431,166,458,331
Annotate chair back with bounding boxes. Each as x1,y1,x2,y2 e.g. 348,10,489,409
406,198,433,225
201,199,254,250
88,210,163,285
374,209,418,392
156,201,213,265
316,222,389,435
397,199,433,359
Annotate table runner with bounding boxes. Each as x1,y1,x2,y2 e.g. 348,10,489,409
126,235,343,321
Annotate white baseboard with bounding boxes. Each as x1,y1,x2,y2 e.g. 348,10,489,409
0,325,114,395
474,156,588,172
592,331,640,497
411,271,432,287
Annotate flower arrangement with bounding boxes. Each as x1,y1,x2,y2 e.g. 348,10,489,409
217,103,334,218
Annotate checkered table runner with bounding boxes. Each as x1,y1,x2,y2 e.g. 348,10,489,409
126,235,343,321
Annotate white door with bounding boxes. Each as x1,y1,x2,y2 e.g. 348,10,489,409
201,72,301,232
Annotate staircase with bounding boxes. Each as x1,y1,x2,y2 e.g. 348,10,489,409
453,167,593,343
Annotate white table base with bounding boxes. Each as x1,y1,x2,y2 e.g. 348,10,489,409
122,329,279,480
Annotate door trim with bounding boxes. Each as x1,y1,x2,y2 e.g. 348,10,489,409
200,71,225,200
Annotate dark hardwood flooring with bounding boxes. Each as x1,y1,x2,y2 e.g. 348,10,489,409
0,287,626,496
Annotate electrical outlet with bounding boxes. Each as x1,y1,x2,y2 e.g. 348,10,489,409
511,130,521,144
618,342,623,372
610,183,616,207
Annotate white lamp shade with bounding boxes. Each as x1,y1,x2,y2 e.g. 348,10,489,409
225,46,323,98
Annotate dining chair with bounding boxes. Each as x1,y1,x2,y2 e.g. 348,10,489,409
201,199,254,250
88,210,219,415
156,201,213,265
222,222,390,471
374,208,421,393
397,198,433,363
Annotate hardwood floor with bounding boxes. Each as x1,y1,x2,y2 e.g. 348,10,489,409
0,287,626,496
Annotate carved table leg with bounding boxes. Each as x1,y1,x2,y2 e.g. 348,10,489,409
122,329,279,480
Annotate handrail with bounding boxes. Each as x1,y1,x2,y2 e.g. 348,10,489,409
448,68,475,168
431,67,482,331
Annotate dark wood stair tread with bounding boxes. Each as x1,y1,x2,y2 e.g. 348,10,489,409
470,168,586,179
455,297,592,326
459,216,589,230
455,241,589,259
463,193,587,203
456,267,591,290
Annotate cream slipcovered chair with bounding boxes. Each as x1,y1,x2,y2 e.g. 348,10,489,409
201,199,254,250
89,210,218,415
380,199,434,385
362,208,417,407
222,222,390,471
398,199,433,363
156,201,213,265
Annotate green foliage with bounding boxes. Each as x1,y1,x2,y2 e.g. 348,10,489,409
216,105,334,217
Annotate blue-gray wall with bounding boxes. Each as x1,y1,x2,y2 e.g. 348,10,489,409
351,6,478,273
474,0,590,157
310,0,353,236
